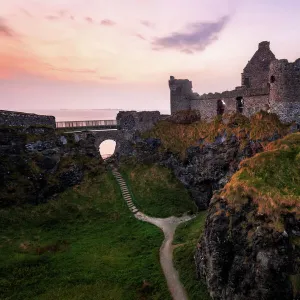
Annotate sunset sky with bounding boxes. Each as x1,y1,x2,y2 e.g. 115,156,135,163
1,0,300,112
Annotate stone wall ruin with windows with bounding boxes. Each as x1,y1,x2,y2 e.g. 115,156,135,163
169,41,300,124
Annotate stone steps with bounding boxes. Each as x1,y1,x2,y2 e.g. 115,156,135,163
112,170,139,215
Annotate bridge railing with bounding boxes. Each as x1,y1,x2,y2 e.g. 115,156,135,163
56,119,118,128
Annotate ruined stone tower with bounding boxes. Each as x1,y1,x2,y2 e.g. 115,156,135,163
269,58,300,123
169,76,192,114
241,41,276,89
169,41,300,124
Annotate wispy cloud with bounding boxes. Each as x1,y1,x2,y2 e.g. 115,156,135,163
45,15,60,21
85,17,94,24
100,19,116,26
48,66,117,80
0,18,17,38
49,67,97,74
135,34,146,41
20,9,33,18
141,20,155,28
45,10,74,22
152,15,230,54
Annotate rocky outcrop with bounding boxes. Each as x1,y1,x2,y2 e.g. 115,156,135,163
0,126,103,207
160,135,262,209
117,112,298,210
195,133,300,299
195,194,299,300
117,130,264,209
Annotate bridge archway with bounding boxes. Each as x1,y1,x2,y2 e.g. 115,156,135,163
99,139,116,159
94,130,123,159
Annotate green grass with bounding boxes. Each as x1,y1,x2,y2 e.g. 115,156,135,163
221,132,300,230
120,164,197,218
173,212,211,300
0,172,170,300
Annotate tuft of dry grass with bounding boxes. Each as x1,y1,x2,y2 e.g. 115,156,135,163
220,133,300,230
143,111,291,158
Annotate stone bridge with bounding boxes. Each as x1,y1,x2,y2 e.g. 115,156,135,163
93,130,124,155
68,111,165,159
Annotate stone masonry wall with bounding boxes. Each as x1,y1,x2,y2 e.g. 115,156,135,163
0,110,56,128
116,110,162,133
268,58,300,124
190,95,269,120
242,41,276,89
197,86,269,100
169,76,192,114
270,102,300,124
243,95,270,117
269,59,300,103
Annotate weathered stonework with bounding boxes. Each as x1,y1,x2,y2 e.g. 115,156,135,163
117,110,162,133
170,41,300,124
0,110,56,128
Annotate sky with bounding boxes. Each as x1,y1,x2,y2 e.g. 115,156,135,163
1,0,300,113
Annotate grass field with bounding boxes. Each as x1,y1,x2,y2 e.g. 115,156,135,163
173,212,211,300
0,172,171,300
120,164,198,218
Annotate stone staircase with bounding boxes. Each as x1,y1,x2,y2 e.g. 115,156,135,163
111,169,139,214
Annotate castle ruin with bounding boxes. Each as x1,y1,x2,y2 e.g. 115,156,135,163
169,41,300,124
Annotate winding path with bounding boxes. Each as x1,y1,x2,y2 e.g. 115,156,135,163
111,169,194,300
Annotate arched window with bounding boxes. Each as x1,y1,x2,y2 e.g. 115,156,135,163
217,99,225,115
236,96,244,113
270,75,275,83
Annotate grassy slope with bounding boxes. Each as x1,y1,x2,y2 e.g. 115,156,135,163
120,164,197,218
143,111,291,158
173,212,211,300
0,172,171,300
221,132,300,230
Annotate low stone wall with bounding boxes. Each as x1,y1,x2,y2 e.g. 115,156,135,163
191,95,270,120
0,110,56,128
198,86,269,100
117,111,162,133
270,102,300,124
243,95,269,117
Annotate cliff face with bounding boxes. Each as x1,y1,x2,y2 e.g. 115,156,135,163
0,126,102,207
195,133,300,300
119,111,297,209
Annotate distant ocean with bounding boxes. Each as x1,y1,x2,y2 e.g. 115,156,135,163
24,108,169,157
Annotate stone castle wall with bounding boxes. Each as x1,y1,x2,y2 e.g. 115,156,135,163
268,59,300,123
169,76,192,114
0,110,56,128
197,86,269,100
116,110,162,133
243,95,270,117
170,41,300,124
190,95,269,120
241,41,276,89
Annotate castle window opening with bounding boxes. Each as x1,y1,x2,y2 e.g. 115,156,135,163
270,75,275,83
217,99,225,116
236,97,244,113
244,77,250,88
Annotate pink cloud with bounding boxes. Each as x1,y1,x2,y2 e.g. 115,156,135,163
0,18,17,38
100,19,116,26
85,17,94,24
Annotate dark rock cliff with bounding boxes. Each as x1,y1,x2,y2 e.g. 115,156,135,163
195,133,300,299
196,195,299,300
117,112,294,209
116,112,300,299
0,126,102,207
